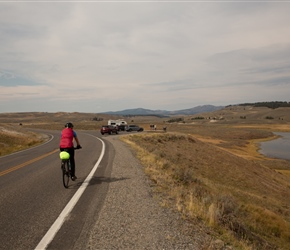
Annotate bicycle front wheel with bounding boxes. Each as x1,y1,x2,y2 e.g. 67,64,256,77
62,161,70,188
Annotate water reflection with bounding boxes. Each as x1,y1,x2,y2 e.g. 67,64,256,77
259,132,290,161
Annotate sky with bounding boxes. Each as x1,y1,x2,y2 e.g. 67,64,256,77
1,1,290,113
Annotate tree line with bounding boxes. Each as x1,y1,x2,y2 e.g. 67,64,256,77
230,101,290,109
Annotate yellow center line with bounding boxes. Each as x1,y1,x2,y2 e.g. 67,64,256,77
0,149,59,177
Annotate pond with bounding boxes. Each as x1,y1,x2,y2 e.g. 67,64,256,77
259,132,290,161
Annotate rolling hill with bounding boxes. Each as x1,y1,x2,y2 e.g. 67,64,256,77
101,105,224,116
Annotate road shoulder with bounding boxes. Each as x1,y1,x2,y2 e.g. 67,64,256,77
86,136,213,249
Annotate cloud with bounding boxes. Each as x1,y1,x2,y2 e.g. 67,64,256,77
0,2,290,112
205,44,290,87
0,70,43,87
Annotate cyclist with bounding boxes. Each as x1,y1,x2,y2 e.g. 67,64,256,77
60,122,81,181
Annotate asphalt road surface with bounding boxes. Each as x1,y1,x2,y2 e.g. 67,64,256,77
0,129,113,250
1,129,213,250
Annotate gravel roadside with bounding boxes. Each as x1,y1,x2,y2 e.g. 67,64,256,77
86,136,214,250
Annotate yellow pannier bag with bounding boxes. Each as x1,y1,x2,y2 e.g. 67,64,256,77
60,151,70,160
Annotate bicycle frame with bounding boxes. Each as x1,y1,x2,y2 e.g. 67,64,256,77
60,147,81,188
61,159,71,188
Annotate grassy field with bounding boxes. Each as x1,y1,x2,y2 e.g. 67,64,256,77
122,126,290,249
1,106,290,249
0,124,48,156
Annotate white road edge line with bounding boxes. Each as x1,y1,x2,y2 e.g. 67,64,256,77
35,135,105,250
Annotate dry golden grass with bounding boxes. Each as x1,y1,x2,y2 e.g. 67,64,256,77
121,127,290,249
1,107,290,249
0,125,47,156
277,170,290,178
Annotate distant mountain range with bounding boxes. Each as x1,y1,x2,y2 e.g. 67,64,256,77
101,105,224,116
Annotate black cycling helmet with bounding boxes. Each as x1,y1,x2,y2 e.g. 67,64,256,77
65,122,74,128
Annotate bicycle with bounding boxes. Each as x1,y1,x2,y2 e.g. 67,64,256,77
59,147,81,188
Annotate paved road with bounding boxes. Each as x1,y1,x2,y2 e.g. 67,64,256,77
0,129,112,250
1,129,213,250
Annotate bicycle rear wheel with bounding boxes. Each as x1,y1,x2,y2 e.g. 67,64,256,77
62,161,70,188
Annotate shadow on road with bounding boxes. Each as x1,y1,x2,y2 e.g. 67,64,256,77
88,176,129,186
66,176,129,189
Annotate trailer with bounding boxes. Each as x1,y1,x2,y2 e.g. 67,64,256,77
108,119,127,127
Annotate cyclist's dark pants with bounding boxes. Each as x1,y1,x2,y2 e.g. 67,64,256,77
60,147,75,176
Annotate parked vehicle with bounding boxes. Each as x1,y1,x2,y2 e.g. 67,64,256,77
100,125,118,135
126,125,144,132
117,124,127,131
108,119,127,127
